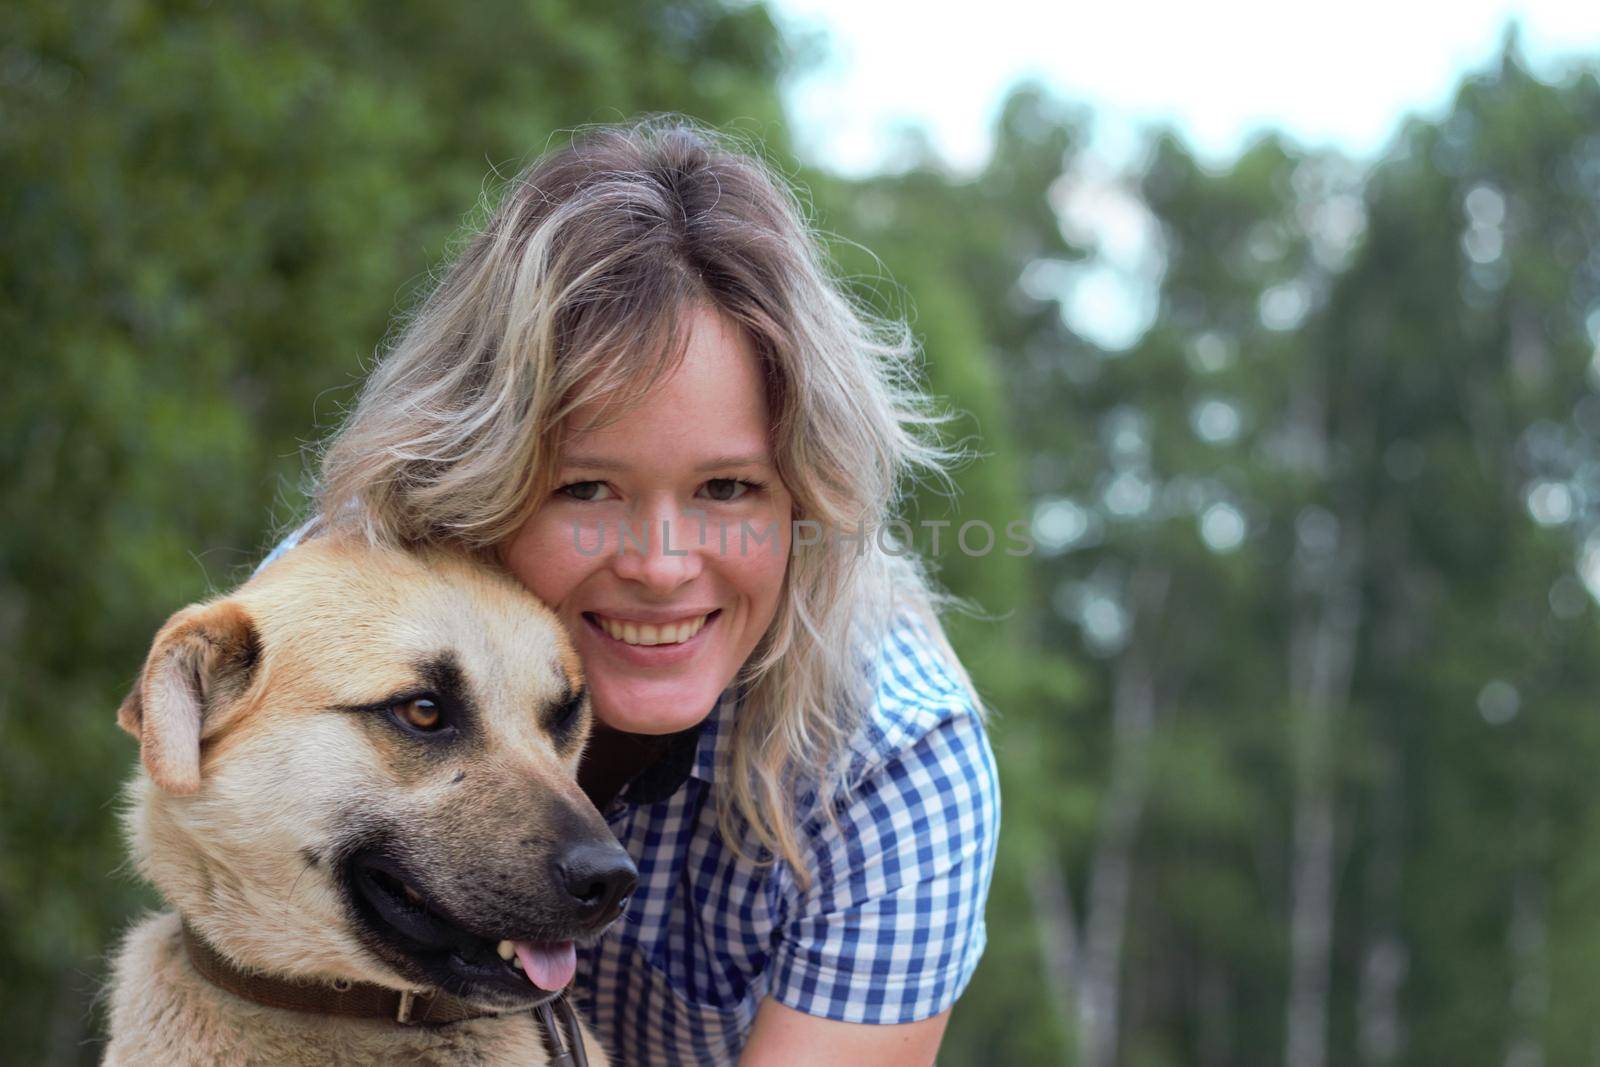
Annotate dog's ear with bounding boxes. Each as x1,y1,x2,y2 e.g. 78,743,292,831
118,600,262,794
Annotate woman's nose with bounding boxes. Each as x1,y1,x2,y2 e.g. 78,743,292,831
609,507,704,592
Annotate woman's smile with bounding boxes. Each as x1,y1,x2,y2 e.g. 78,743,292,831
579,608,721,667
586,609,717,646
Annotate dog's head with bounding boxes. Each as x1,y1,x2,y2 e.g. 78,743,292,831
118,537,636,1010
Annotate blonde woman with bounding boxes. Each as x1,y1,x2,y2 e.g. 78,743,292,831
269,118,999,1065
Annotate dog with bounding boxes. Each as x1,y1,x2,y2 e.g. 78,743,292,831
103,536,636,1066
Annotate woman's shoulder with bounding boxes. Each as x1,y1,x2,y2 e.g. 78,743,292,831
777,607,998,934
840,608,992,794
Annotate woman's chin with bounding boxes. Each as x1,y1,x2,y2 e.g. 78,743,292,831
590,679,727,736
573,608,740,735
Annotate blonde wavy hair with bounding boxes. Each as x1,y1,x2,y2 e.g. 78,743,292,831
313,116,970,874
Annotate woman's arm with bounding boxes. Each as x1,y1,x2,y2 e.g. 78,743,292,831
739,999,951,1067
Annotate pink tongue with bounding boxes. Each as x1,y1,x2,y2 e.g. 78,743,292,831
512,940,576,990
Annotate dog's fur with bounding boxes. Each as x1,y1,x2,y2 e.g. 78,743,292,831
103,538,631,1066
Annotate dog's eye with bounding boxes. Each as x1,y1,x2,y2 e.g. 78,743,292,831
552,692,584,730
545,686,588,746
391,697,444,733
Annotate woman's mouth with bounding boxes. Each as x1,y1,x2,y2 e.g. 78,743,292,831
585,610,720,648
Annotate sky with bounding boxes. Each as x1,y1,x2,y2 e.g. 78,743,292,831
769,0,1600,176
766,0,1600,352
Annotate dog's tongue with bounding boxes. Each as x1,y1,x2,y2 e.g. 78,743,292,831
512,940,576,991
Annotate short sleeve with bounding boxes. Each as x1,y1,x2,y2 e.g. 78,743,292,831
769,697,1001,1024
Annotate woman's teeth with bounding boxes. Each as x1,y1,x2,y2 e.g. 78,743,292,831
596,613,709,646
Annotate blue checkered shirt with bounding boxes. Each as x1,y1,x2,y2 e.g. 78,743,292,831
575,612,1000,1065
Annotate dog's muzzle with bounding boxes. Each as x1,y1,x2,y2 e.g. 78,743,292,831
344,842,637,1005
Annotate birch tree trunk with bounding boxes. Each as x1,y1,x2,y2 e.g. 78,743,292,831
1504,858,1548,1067
1279,317,1367,1067
1025,850,1080,1058
1076,576,1162,1067
1283,523,1362,1067
1357,753,1407,1066
1024,562,1169,1067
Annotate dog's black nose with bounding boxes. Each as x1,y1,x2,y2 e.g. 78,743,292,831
555,843,638,925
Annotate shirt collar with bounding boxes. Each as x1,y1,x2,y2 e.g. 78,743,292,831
614,683,740,806
689,683,741,784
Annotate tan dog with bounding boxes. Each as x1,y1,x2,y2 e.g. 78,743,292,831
103,537,635,1066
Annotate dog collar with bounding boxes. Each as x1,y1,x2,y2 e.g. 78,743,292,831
181,922,509,1026
181,925,589,1064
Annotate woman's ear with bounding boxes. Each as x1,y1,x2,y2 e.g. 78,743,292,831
117,600,261,794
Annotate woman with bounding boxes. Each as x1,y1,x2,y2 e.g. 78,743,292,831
276,117,999,1065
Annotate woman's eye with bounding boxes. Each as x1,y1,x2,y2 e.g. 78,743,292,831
702,478,755,502
558,481,613,502
391,697,445,733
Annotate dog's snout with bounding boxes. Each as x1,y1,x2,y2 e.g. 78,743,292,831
555,843,637,925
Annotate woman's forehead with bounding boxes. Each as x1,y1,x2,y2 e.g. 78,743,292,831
558,306,774,464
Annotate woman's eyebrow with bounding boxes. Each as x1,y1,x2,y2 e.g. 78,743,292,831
693,453,772,472
560,452,772,473
559,454,627,472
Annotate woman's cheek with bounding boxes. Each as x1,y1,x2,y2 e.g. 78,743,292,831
735,504,792,615
501,511,594,607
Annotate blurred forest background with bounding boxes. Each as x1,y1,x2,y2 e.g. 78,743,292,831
5,2,1600,1065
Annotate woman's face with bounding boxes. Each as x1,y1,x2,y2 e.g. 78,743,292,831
500,305,794,735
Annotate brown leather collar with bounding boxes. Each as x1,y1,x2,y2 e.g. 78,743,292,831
180,923,499,1027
